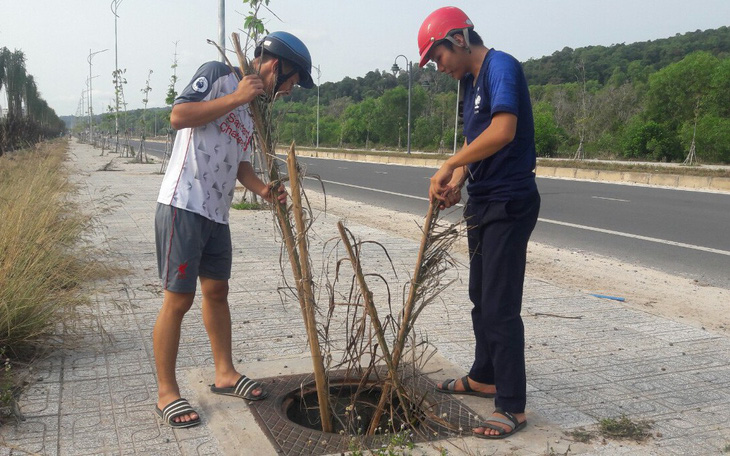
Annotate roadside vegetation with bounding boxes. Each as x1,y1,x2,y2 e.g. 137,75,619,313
69,27,730,165
231,200,264,210
0,140,111,420
565,415,654,445
0,47,65,155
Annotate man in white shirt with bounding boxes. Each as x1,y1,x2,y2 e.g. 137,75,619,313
153,31,314,428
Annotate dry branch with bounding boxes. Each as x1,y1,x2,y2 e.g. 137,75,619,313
212,33,333,432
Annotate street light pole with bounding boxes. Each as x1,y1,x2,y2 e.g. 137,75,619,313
88,48,108,146
453,81,460,154
110,0,123,153
392,55,412,154
218,0,225,63
314,65,321,148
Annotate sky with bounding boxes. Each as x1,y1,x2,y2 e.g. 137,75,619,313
1,0,729,117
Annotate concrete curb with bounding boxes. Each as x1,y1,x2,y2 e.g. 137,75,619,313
289,148,730,193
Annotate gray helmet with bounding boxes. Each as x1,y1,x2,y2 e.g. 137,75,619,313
254,31,314,89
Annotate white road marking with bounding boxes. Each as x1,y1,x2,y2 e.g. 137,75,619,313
539,218,730,257
592,196,630,202
306,177,730,257
306,177,464,208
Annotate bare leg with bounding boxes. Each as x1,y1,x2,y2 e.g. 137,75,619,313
200,277,263,397
153,289,199,423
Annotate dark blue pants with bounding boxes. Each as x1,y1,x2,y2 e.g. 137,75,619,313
465,189,540,413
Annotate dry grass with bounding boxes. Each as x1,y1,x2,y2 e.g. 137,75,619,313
0,140,106,359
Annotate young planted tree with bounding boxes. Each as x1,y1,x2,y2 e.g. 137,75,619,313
137,70,153,163
574,60,588,160
160,41,179,174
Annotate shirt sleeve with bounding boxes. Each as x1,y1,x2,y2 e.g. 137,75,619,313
174,61,232,105
488,54,521,117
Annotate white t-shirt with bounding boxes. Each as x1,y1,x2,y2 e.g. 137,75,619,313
157,61,254,224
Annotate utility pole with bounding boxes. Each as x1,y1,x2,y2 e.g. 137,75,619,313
88,48,108,147
315,65,321,148
111,0,123,153
218,0,225,62
392,55,412,154
453,82,460,154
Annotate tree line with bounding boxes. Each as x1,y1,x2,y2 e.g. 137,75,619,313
71,26,730,164
0,47,65,155
270,26,730,163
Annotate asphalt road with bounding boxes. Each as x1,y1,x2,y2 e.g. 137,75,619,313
135,140,730,288
297,156,730,290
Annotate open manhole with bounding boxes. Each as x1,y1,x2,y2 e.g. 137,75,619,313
249,369,486,455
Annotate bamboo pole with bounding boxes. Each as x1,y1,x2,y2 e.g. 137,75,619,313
220,33,332,432
368,200,439,432
287,143,332,432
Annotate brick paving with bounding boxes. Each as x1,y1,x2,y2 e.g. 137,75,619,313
1,140,729,455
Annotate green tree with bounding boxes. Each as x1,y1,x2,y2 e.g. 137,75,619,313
680,115,730,163
621,118,682,161
646,51,719,129
533,101,563,157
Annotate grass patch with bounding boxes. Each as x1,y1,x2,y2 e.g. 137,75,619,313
231,201,264,210
565,427,594,443
346,429,416,456
598,415,653,442
0,140,114,420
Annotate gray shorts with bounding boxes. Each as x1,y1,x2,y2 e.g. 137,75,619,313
155,203,232,293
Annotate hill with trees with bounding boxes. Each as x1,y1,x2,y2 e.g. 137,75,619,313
522,26,730,85
73,26,730,164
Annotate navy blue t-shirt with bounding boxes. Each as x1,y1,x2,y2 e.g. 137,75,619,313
462,49,537,202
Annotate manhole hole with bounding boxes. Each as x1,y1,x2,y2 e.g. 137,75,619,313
249,369,486,455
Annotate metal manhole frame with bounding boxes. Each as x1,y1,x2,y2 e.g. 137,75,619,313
248,368,486,455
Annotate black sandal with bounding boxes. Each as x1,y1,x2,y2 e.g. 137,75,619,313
210,374,268,401
155,398,201,428
436,375,495,398
473,408,527,439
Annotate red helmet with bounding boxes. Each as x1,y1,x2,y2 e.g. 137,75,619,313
417,6,474,67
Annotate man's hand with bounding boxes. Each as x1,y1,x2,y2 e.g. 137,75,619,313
439,185,462,209
261,182,288,205
234,74,265,105
429,163,454,204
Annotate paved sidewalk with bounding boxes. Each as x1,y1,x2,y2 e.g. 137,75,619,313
1,140,729,455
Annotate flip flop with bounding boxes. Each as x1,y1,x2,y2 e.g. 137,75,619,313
155,398,201,428
473,408,527,439
210,374,268,401
436,375,495,398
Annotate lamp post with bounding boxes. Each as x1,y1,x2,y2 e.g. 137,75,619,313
110,0,124,153
453,82,460,154
88,48,108,145
314,64,321,148
218,0,225,63
391,55,412,154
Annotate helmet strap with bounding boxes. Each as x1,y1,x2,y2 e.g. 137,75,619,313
445,28,471,54
274,59,299,93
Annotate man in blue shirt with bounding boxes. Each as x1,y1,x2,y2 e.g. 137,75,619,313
418,6,540,439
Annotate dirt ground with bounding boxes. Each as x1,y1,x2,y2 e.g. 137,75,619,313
302,190,730,335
